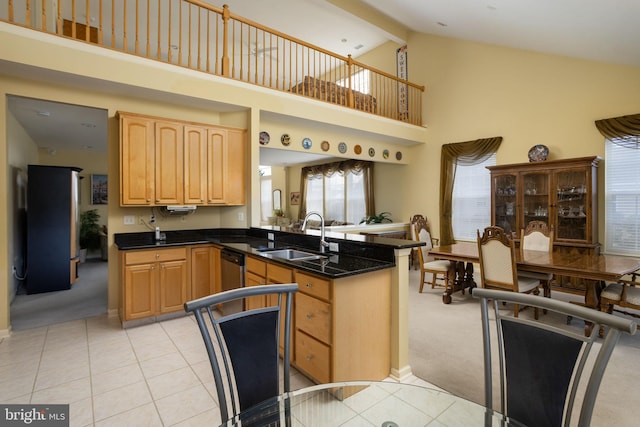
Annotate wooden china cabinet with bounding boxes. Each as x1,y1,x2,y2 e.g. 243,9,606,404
487,156,601,294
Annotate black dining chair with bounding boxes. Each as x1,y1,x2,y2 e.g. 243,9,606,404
184,283,298,423
472,287,637,427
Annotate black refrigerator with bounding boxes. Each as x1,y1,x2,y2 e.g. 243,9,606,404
26,165,82,294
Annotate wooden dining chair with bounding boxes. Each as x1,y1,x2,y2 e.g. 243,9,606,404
413,222,450,293
410,215,439,270
184,284,298,423
600,269,640,337
477,226,540,318
519,220,554,299
473,287,637,427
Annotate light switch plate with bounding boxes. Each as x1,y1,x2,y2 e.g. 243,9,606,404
124,215,135,225
329,242,339,252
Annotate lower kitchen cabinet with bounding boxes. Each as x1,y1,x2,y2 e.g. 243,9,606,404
293,269,391,384
120,247,188,321
190,245,220,300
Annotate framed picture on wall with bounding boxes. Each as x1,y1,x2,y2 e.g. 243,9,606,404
91,174,108,205
290,192,300,205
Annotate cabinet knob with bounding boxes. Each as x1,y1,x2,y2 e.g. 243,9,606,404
156,253,160,259
306,282,313,288
306,355,314,361
306,313,314,320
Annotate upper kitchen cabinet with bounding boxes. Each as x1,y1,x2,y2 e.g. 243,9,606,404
488,156,600,252
119,112,246,206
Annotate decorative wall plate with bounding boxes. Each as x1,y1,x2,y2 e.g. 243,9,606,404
259,131,270,145
321,140,330,151
338,142,347,153
368,147,375,157
528,144,549,162
280,133,291,146
396,151,403,161
354,144,362,155
382,149,389,159
302,137,312,149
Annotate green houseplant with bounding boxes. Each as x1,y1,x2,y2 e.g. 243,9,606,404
80,209,101,260
360,212,392,224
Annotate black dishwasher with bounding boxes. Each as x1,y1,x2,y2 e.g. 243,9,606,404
220,248,246,314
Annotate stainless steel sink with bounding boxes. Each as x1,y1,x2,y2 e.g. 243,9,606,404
259,248,326,261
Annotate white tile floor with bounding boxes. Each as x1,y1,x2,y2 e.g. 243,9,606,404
0,315,438,426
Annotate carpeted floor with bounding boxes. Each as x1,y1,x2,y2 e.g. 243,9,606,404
9,258,108,331
407,268,640,427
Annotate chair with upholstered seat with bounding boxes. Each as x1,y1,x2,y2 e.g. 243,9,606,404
600,269,640,337
184,284,298,424
473,287,636,427
477,226,540,318
413,222,450,293
519,220,554,299
410,215,439,270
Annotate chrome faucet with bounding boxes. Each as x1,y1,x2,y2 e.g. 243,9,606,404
301,211,330,253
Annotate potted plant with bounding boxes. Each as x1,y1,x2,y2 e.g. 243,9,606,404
360,212,393,224
79,209,101,262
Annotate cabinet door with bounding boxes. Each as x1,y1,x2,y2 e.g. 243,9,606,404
521,171,550,232
191,246,215,299
124,263,156,319
492,173,517,235
120,115,154,205
554,168,590,243
155,121,184,205
207,128,227,204
158,259,188,313
184,125,208,205
225,129,246,205
245,271,267,310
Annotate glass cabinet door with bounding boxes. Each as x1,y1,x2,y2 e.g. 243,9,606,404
493,174,517,235
522,172,550,231
555,169,588,241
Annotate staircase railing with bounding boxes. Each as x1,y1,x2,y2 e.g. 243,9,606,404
2,0,424,125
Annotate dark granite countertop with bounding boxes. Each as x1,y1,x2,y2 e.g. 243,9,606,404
114,227,422,279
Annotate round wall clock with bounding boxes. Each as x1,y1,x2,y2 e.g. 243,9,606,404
259,131,270,145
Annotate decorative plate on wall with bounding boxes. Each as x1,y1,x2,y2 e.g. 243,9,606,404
338,142,347,153
354,144,362,155
383,149,390,159
302,137,312,149
259,131,270,145
368,147,375,157
321,140,330,152
528,144,549,162
280,134,291,146
396,151,403,161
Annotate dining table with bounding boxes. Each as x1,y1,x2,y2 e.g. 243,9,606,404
219,380,521,427
428,242,640,334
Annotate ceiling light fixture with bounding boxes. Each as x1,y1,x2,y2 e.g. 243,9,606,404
36,111,51,117
437,22,448,27
354,44,364,50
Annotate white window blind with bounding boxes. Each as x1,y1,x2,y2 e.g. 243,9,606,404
304,170,366,223
605,140,640,255
452,154,496,241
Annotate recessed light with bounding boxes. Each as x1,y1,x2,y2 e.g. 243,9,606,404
341,38,347,43
437,22,448,27
36,111,51,117
354,44,364,50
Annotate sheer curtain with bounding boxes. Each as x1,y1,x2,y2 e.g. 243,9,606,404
439,137,503,245
298,160,374,223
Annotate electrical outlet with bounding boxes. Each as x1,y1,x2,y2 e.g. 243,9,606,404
268,233,275,240
149,214,156,224
12,265,16,274
329,242,339,252
181,215,186,222
124,215,135,225
237,212,244,221
138,216,144,225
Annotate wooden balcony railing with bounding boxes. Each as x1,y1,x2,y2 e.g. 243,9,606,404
3,0,424,125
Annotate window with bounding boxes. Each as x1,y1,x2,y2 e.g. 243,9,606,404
337,69,370,94
259,166,272,222
605,140,640,256
301,160,372,224
452,153,496,240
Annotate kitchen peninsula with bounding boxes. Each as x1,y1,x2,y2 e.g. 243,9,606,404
115,226,421,383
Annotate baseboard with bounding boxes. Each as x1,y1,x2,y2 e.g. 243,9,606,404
389,365,413,382
107,308,119,318
0,325,13,338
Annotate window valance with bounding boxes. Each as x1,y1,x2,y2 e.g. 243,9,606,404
595,113,640,149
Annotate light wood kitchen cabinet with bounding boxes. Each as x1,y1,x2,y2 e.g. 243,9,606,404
293,269,391,384
190,245,220,300
120,114,155,205
245,256,268,310
118,111,246,206
488,156,601,294
120,247,188,321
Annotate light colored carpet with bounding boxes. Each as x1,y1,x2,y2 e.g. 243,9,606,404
10,258,108,331
407,268,640,427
